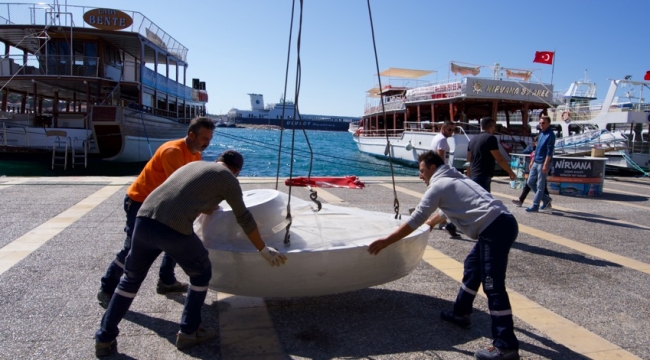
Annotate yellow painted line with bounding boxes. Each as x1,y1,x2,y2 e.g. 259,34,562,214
0,182,124,275
422,247,641,360
0,178,30,190
217,292,285,359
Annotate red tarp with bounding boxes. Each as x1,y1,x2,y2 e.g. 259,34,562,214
285,176,365,189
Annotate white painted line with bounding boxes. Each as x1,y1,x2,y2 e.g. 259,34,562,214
0,181,124,275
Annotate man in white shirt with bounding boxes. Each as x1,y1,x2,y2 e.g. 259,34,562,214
428,121,461,239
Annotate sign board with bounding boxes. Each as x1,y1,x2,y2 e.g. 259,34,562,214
83,9,133,31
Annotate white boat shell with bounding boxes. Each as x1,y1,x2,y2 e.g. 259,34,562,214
194,189,429,297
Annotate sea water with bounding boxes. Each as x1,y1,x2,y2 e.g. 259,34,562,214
0,128,419,178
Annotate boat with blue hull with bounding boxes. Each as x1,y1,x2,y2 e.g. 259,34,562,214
227,93,359,131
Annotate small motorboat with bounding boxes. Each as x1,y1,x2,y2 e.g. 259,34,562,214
195,189,429,297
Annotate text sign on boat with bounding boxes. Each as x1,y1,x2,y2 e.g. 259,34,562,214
83,8,133,31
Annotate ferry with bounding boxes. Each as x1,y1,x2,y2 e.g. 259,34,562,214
0,2,208,165
227,93,359,131
350,64,555,169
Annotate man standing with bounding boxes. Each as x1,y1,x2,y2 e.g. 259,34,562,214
97,117,215,308
466,117,516,192
429,121,461,238
526,115,555,212
95,150,287,357
369,151,520,360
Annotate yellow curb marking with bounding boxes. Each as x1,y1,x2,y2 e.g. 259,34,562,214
0,182,124,275
423,247,641,360
217,292,285,359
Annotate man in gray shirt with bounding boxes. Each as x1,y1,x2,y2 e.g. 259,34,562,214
95,150,287,357
369,150,520,360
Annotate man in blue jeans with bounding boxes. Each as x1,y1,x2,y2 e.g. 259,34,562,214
369,151,520,360
95,151,288,357
526,116,555,212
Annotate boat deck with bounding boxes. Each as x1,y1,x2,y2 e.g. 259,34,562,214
0,175,649,359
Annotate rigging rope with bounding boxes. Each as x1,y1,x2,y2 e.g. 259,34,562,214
366,0,401,219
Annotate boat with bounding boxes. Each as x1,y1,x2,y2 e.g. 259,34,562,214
351,64,554,169
227,93,359,131
0,2,208,164
195,189,429,297
547,76,650,173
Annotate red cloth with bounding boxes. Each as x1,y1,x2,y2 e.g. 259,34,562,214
533,51,555,65
644,71,650,81
285,176,365,189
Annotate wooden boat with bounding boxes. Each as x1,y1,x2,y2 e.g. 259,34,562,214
0,2,208,165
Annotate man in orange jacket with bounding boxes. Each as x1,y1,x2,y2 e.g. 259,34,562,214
97,116,215,308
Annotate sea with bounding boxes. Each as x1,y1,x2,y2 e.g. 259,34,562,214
0,128,419,178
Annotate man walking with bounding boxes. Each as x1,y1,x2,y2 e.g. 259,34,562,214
466,117,516,192
526,115,555,212
369,151,520,360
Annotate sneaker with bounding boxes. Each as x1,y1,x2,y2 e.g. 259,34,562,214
176,327,217,350
97,290,112,309
95,339,117,357
511,199,522,207
156,280,188,294
540,199,552,211
525,206,539,213
444,223,462,239
474,346,520,360
440,310,471,328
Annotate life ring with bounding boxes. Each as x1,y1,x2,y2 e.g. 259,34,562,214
561,111,571,122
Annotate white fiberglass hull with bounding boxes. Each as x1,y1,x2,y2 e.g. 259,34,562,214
1,123,92,150
195,189,430,298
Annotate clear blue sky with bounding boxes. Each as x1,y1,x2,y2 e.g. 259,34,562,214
66,0,650,116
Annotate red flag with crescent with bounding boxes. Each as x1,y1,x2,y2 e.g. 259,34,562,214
644,71,650,81
533,51,554,65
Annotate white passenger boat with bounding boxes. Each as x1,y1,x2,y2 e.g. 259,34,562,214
0,2,208,165
351,64,555,169
548,77,650,172
195,189,430,298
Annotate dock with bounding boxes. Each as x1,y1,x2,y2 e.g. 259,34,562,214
0,175,649,359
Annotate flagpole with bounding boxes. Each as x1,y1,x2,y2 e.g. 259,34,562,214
550,50,556,85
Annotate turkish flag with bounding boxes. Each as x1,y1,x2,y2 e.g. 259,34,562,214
533,51,555,65
644,71,650,81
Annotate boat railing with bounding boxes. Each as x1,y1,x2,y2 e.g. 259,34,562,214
0,3,187,61
1,120,29,146
0,54,99,77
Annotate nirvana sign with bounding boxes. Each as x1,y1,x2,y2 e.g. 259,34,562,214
551,157,604,179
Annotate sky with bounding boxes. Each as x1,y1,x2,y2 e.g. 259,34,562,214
47,0,650,116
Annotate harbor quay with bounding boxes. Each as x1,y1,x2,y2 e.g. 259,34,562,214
0,175,649,359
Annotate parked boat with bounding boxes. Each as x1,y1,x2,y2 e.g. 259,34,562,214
227,93,359,131
351,65,554,169
548,77,650,172
0,2,208,165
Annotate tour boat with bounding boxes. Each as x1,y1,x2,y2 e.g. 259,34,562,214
0,2,208,165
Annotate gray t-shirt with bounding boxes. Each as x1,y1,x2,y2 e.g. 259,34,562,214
138,161,257,235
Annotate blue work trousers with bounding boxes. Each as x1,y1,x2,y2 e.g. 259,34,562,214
100,195,178,294
452,213,519,350
95,217,212,343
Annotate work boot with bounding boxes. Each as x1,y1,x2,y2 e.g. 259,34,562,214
474,346,520,360
176,327,217,350
95,339,117,357
444,223,462,239
97,290,112,309
156,280,188,294
440,310,471,328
